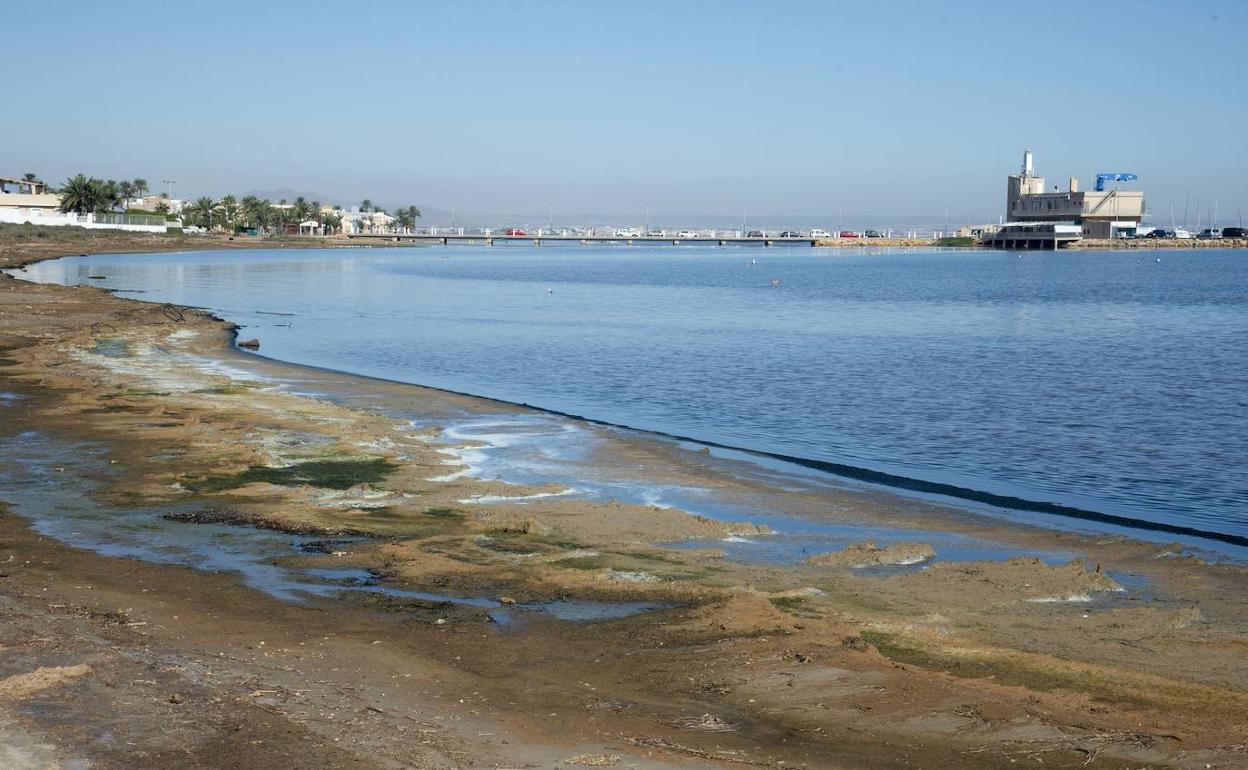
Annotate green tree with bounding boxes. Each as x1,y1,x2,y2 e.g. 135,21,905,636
360,199,372,213
221,195,239,227
292,197,311,221
118,180,136,199
58,174,102,214
394,206,422,230
189,197,217,229
133,178,149,196
319,210,342,234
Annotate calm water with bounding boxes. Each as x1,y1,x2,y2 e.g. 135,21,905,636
18,245,1248,543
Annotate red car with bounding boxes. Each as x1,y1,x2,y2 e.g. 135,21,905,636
839,230,860,238
505,228,526,236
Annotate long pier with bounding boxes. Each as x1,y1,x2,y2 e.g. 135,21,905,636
346,233,822,247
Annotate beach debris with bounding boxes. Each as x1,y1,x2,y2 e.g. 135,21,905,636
87,275,107,280
564,753,620,766
498,596,517,605
160,303,186,323
168,693,184,704
237,338,260,350
664,713,740,732
608,569,659,583
806,541,936,568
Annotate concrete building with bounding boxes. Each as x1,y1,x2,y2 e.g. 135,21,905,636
0,175,63,216
125,194,185,214
1006,149,1144,237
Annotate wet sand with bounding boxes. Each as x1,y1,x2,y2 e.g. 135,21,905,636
2,228,1247,769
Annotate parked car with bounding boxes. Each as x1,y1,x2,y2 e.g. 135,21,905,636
1196,228,1223,239
809,228,831,238
615,228,642,237
676,230,698,239
864,229,884,238
504,228,526,236
746,230,765,238
1173,227,1193,239
645,230,665,237
1220,227,1247,238
839,230,861,238
778,230,804,238
1147,228,1175,239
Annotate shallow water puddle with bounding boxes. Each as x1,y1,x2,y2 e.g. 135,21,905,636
425,413,1072,567
0,431,660,623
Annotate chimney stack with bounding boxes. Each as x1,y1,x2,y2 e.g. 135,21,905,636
1022,149,1034,176
1069,177,1079,193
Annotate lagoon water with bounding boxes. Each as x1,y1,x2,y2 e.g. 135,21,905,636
19,245,1248,543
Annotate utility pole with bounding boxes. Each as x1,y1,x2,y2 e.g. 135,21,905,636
451,201,456,231
162,179,175,199
741,204,746,236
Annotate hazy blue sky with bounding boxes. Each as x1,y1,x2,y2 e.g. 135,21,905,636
6,1,1246,224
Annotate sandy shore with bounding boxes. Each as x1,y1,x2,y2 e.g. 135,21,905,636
1,228,1247,769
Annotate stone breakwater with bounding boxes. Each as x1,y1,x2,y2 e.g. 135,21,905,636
1073,237,1248,249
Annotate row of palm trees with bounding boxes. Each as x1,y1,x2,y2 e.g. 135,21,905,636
183,195,340,232
55,174,152,215
183,196,422,235
45,171,421,235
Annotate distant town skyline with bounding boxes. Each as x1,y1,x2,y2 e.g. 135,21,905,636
6,1,1246,224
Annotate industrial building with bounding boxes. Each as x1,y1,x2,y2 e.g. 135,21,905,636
1004,150,1144,239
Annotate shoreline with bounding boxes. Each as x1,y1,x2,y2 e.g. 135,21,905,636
2,228,1247,768
20,238,1247,554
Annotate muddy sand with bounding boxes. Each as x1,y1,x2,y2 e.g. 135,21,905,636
1,228,1247,769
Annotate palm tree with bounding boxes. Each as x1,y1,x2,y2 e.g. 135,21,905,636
221,195,239,228
118,180,136,200
22,172,41,186
133,179,149,197
393,206,422,231
320,211,342,234
360,199,372,213
292,197,311,221
97,180,121,211
58,174,101,214
190,197,216,229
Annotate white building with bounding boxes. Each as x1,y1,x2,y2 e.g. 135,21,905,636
339,210,395,234
1,175,172,233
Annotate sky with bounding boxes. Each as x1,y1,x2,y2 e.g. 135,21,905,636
5,0,1247,225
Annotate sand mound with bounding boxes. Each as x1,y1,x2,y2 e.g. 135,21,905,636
0,664,92,700
807,541,935,568
892,557,1121,605
665,593,804,640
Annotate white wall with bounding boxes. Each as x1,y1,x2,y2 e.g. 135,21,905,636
0,207,173,233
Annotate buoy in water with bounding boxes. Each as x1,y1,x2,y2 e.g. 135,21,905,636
770,278,782,287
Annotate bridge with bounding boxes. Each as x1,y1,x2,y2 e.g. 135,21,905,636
346,233,824,247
